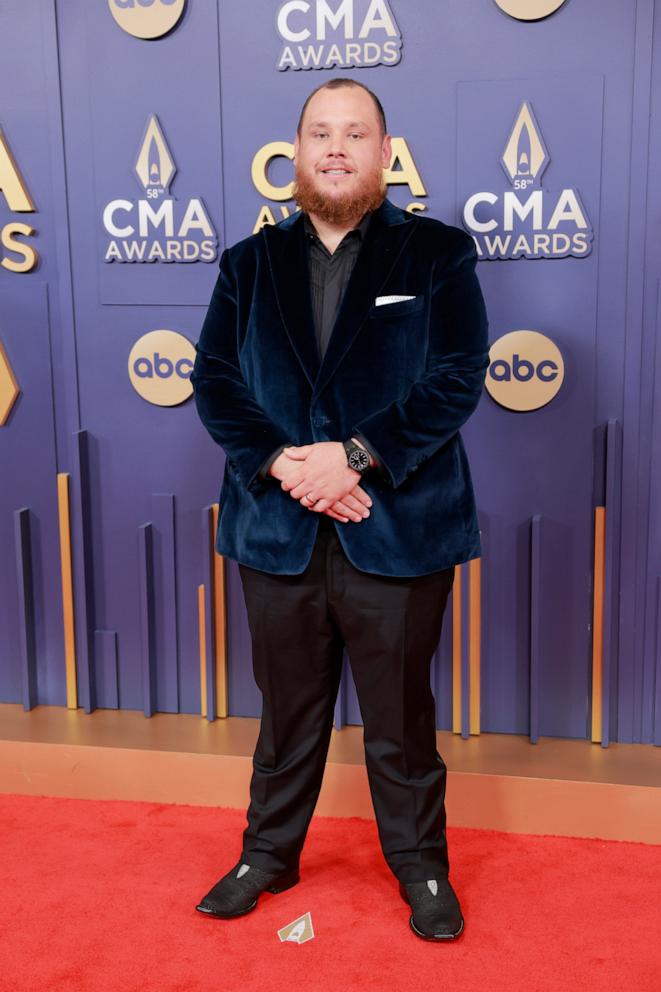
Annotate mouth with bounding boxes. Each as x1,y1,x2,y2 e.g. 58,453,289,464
319,167,353,177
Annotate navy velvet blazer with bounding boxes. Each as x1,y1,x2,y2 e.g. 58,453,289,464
191,197,489,576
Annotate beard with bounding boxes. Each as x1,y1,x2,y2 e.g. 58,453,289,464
292,162,387,226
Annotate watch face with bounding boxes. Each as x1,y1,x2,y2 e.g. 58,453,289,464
349,448,370,471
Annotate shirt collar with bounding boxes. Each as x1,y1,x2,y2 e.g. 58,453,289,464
303,210,373,244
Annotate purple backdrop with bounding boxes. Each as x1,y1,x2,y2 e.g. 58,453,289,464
0,0,659,745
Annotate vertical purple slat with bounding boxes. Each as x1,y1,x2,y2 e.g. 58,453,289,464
70,429,95,713
461,563,470,740
13,508,37,710
602,419,623,748
151,493,179,713
529,515,543,744
617,0,656,744
201,506,217,722
94,630,118,709
333,653,348,730
654,577,661,747
592,423,607,507
138,523,156,717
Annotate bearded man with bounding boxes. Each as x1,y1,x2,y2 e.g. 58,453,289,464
190,77,489,941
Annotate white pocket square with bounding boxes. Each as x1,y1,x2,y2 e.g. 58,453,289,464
374,294,417,306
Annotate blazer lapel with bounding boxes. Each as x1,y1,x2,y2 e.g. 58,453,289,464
262,198,418,396
262,209,321,390
313,200,417,399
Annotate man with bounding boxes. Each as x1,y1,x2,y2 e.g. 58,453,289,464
190,77,489,941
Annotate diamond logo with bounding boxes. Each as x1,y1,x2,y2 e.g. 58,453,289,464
277,911,314,944
501,101,549,188
135,114,176,195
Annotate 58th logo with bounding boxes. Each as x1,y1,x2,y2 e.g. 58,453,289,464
462,101,593,261
102,115,217,264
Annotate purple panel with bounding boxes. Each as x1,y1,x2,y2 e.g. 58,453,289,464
457,74,603,738
225,560,260,719
70,429,95,712
2,0,660,745
344,654,362,727
13,508,37,710
646,283,661,746
615,0,657,744
94,629,119,710
0,281,61,705
432,582,454,732
592,423,607,507
333,655,349,731
151,493,179,713
643,0,661,743
82,2,224,305
201,505,217,722
53,0,228,713
654,577,661,748
529,515,542,744
138,522,156,717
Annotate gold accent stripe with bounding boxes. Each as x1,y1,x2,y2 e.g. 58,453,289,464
591,506,606,743
56,473,77,709
469,557,481,735
452,564,462,734
198,584,207,718
0,339,20,425
211,504,228,718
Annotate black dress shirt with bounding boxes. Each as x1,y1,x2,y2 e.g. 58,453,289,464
258,210,383,479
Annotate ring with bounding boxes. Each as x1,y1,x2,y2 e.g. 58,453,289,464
304,492,317,505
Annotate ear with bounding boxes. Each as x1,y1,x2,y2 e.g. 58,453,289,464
381,133,392,169
293,132,300,161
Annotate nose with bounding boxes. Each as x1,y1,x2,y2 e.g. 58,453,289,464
326,133,347,158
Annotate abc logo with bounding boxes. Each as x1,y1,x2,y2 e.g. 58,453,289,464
494,0,567,20
128,330,196,406
107,0,186,40
486,330,564,411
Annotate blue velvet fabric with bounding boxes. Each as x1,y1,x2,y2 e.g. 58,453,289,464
190,198,489,576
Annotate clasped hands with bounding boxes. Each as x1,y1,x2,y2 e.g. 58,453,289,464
268,440,372,523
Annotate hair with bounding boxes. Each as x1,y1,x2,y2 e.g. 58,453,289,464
296,77,388,138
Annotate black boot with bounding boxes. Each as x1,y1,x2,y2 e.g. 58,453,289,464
196,860,300,919
398,877,464,940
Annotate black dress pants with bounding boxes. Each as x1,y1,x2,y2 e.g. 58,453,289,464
236,515,455,884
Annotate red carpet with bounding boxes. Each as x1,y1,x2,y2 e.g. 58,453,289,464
1,793,660,992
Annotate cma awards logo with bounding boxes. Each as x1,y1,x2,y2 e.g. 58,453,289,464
250,136,427,232
102,114,217,263
463,102,594,261
0,124,39,273
275,0,402,71
128,330,195,405
107,0,186,40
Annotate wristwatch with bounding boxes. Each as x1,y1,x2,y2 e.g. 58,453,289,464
342,438,371,475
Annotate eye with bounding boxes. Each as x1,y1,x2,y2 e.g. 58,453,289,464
349,133,364,139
